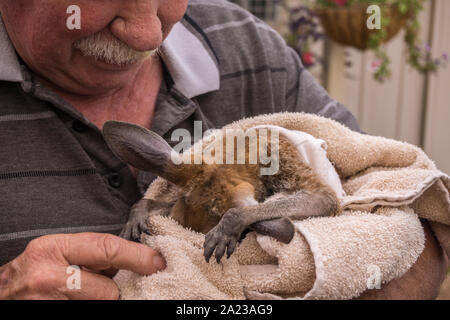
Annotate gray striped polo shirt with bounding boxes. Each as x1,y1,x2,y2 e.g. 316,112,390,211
0,0,361,265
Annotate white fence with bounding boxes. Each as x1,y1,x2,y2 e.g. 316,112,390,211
327,0,450,174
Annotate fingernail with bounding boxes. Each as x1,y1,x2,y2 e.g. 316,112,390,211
153,255,166,271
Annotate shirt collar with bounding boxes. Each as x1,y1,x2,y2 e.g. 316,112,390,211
0,15,220,99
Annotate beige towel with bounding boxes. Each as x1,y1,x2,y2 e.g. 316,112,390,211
114,112,450,300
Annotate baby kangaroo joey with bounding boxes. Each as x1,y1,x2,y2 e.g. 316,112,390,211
102,121,341,263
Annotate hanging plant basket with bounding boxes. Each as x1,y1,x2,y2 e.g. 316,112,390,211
314,5,409,50
277,0,446,82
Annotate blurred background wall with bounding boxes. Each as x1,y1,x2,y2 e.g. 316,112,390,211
229,0,450,174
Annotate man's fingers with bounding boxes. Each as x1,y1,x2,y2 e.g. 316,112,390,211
101,267,119,278
57,233,166,275
81,266,118,278
63,270,119,300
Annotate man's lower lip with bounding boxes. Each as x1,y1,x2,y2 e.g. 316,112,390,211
91,57,137,69
96,57,138,67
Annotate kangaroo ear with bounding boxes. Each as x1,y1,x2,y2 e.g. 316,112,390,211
102,121,182,183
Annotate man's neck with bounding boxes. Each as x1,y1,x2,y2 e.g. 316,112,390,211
40,55,164,131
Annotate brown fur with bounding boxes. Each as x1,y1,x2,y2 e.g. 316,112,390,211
167,129,341,233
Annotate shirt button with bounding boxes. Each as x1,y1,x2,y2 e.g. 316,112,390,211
72,120,87,133
108,173,123,188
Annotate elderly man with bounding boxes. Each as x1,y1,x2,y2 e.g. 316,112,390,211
0,0,446,299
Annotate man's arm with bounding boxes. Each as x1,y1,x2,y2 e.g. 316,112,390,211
357,220,448,299
282,47,363,133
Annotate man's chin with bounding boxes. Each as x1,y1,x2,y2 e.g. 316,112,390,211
57,60,139,96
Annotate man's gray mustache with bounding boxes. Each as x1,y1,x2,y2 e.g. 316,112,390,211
74,33,158,66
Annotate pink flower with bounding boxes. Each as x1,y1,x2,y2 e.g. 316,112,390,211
302,52,315,66
369,59,382,72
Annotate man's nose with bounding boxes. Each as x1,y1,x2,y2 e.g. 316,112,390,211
110,1,162,52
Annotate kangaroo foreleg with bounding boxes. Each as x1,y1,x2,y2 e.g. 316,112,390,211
120,198,173,241
204,190,339,262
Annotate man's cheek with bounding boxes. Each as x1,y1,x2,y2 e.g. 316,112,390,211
62,4,115,37
159,0,189,26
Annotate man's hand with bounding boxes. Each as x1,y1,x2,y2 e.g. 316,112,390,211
0,233,166,300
